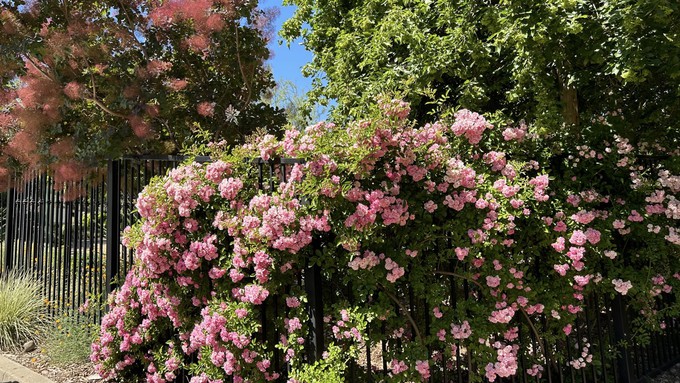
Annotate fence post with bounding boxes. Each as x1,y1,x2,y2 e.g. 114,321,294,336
3,188,15,273
106,159,121,294
612,294,633,383
305,251,324,362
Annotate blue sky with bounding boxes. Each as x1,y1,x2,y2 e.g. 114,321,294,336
261,1,314,94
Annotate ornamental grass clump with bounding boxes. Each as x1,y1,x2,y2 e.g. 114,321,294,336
92,99,680,382
0,271,48,350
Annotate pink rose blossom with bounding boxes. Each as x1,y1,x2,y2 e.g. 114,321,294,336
612,279,633,295
569,230,588,246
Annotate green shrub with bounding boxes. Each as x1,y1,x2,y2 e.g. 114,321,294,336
0,271,48,350
44,313,95,366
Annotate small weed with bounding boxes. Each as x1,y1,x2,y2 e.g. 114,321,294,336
0,271,48,350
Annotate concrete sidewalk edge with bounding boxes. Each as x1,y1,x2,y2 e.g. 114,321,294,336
0,355,55,383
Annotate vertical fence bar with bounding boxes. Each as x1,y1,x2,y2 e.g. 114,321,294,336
31,172,41,278
17,173,27,271
33,172,42,278
45,177,55,312
133,159,139,274
16,175,27,270
70,184,79,311
55,184,64,312
3,187,15,274
97,181,106,320
612,294,633,383
13,175,21,271
594,293,609,383
87,181,94,311
35,174,46,282
122,159,130,275
76,182,85,311
24,171,35,272
106,159,121,294
304,247,324,362
63,198,73,310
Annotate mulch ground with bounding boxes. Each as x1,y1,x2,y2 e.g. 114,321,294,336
653,362,680,383
1,350,99,383
2,348,678,383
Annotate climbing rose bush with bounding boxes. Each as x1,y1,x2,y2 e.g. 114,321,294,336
92,99,680,382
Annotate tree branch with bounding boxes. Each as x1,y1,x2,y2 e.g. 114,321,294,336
90,72,96,99
435,269,549,360
434,270,484,290
519,306,547,358
23,55,57,82
234,25,253,105
377,283,424,347
84,97,127,119
116,0,148,55
61,0,68,23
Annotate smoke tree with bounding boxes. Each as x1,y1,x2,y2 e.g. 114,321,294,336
0,0,284,188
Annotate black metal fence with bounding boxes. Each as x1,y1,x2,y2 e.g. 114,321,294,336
0,156,677,382
0,157,188,320
2,167,108,316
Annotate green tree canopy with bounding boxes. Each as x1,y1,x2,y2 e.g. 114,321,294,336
0,0,284,186
282,0,680,140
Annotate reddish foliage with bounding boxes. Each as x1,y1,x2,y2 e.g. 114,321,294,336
184,34,211,54
1,10,18,34
49,138,76,158
0,113,16,131
128,115,153,138
63,82,84,100
196,101,216,117
254,7,280,44
149,0,214,28
166,78,189,91
0,0,282,185
205,13,225,32
145,104,161,118
51,160,87,183
4,131,39,164
146,60,173,77
14,108,49,137
0,167,9,191
122,85,141,99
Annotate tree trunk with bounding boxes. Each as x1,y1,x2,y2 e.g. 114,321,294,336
560,85,579,127
556,63,580,127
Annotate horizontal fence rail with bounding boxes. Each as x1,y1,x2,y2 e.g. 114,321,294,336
0,156,677,382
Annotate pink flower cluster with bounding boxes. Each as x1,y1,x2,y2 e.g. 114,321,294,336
612,279,633,295
485,342,519,382
451,109,493,145
93,99,680,382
